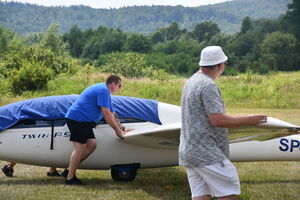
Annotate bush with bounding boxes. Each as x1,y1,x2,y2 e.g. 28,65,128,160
100,52,174,80
146,69,175,80
9,60,53,94
100,52,147,78
252,61,270,74
0,42,80,94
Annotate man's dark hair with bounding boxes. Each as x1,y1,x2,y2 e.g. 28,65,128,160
106,75,121,85
200,63,222,69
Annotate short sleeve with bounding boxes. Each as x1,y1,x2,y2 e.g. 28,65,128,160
201,84,225,114
109,98,115,112
97,88,110,109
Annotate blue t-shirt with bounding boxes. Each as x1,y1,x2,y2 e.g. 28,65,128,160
65,83,114,122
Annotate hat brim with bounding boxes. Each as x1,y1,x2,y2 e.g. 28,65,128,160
199,55,228,66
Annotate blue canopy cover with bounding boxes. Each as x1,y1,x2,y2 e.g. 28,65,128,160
0,95,161,131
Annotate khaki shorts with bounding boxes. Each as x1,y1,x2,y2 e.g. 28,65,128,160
185,159,241,198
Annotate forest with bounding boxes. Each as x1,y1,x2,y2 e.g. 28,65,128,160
0,0,299,96
0,0,292,34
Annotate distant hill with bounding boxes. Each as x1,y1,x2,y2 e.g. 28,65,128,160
0,0,292,35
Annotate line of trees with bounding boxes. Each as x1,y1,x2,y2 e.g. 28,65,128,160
0,0,290,35
0,0,299,95
62,0,300,75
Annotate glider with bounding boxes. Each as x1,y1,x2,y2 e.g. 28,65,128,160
0,95,299,181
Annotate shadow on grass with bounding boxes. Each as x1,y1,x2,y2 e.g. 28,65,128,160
0,177,66,185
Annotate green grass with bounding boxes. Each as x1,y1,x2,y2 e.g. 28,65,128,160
0,161,299,200
219,72,300,109
0,71,300,199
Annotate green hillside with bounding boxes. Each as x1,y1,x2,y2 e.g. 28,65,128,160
0,0,292,35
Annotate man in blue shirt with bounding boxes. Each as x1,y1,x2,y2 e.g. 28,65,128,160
64,75,125,185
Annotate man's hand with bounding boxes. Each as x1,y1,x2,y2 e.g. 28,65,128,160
124,128,134,132
116,130,126,139
248,115,268,126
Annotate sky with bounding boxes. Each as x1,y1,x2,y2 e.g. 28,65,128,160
3,0,234,9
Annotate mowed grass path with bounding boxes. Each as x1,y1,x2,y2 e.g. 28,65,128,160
1,109,300,200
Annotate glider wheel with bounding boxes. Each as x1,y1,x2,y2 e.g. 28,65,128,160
111,164,140,182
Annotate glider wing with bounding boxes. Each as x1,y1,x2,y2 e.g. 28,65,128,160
123,117,300,149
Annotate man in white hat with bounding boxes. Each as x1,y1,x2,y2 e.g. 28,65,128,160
180,46,268,200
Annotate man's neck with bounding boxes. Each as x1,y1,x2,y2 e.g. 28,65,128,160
197,69,218,80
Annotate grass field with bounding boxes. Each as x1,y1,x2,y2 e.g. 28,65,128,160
0,109,299,200
0,161,299,200
0,71,300,199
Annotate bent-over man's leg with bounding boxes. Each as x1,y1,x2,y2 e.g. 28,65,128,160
67,142,87,180
81,138,97,162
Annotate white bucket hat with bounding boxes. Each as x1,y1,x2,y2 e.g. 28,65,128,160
199,46,228,66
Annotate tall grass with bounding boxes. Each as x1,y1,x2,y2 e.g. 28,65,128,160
3,70,298,109
219,71,300,109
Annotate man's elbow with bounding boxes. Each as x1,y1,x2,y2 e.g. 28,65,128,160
208,114,229,128
210,119,228,128
102,112,111,120
101,108,110,116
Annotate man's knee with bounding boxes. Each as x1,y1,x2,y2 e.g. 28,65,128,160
73,142,87,153
217,195,238,200
193,195,211,200
87,139,97,151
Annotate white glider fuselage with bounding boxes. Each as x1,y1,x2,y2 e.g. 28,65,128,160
0,102,180,169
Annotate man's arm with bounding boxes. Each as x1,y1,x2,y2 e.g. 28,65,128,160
113,112,125,131
208,113,267,128
101,107,125,138
113,113,134,132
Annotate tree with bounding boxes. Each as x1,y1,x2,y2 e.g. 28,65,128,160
99,31,126,54
227,31,263,57
150,31,164,44
0,27,14,56
240,16,252,34
159,22,185,41
39,24,68,56
281,0,300,40
260,32,298,71
124,34,152,53
63,25,85,57
81,37,101,59
252,18,281,33
79,27,126,59
192,21,220,42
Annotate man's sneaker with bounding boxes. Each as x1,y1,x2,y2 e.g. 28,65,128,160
65,176,82,185
2,165,14,177
47,170,62,177
61,169,69,178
